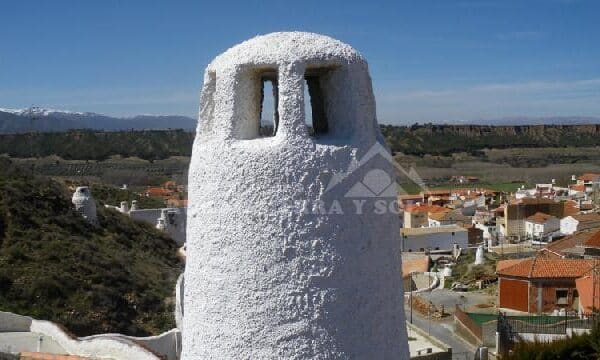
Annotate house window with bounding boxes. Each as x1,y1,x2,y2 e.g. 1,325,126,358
259,71,279,137
304,68,330,136
556,289,569,305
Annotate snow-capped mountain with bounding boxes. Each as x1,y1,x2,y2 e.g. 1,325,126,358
0,107,196,133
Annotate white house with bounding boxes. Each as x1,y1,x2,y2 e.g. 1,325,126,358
577,173,600,193
475,222,498,242
561,213,600,235
400,225,468,252
515,188,537,199
461,195,486,209
106,201,187,245
525,212,560,242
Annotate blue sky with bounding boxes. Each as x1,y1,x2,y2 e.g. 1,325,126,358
1,0,599,124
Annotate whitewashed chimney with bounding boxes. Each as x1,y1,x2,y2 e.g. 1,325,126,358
72,186,98,225
183,32,409,359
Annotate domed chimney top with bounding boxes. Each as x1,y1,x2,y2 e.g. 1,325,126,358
197,31,378,143
208,32,364,71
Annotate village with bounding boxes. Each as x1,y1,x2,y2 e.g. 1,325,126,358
399,172,600,358
62,170,600,359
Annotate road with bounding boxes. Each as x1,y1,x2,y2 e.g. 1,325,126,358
406,305,477,360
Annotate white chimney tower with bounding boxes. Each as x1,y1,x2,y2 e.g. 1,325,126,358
72,186,98,225
183,32,409,359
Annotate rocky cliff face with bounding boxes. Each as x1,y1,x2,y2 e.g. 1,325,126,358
0,124,598,160
411,124,600,137
381,124,600,155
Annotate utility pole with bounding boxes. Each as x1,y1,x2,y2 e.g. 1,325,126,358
593,259,599,315
409,271,413,324
427,250,432,336
593,178,600,208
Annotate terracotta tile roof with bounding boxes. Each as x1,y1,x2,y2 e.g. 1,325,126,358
404,204,448,214
518,197,557,205
579,173,600,182
525,212,556,224
576,275,600,313
146,187,173,197
497,258,593,279
572,214,600,231
429,210,468,222
564,201,580,216
545,231,597,254
401,256,430,278
398,194,423,201
570,184,586,192
584,230,600,248
496,259,526,272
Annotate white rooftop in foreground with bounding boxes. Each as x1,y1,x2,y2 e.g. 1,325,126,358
0,332,65,354
402,224,468,236
406,325,448,358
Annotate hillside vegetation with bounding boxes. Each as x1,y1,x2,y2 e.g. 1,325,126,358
381,124,600,155
0,160,183,336
0,124,599,160
0,129,194,161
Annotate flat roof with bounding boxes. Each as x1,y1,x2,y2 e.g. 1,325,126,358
401,225,467,236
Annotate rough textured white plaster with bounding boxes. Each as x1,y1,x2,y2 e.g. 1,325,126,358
82,329,181,360
184,32,409,359
30,320,162,359
0,311,179,360
175,274,184,331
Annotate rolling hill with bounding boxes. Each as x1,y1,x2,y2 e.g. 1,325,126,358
0,159,184,336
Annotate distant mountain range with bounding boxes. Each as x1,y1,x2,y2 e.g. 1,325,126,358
0,107,196,133
0,107,598,133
